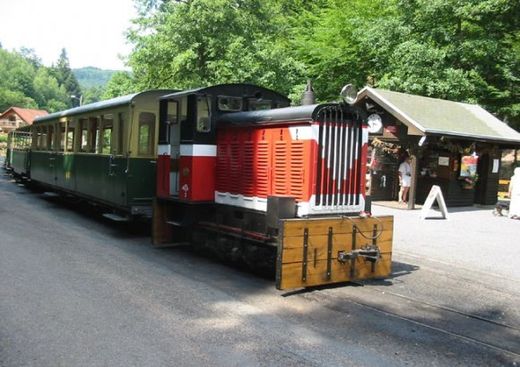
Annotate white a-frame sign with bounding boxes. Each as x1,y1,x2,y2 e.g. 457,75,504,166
420,185,449,220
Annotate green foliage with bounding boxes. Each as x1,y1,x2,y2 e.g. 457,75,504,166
81,86,105,104
73,67,118,89
127,0,304,96
33,68,69,111
376,0,520,128
282,0,519,126
0,48,81,113
288,0,401,102
103,71,138,98
0,48,38,111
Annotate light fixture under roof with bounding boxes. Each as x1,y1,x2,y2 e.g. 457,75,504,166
367,113,383,134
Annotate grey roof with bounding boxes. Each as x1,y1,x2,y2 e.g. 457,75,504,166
34,90,176,124
356,87,520,144
159,83,290,101
217,104,319,125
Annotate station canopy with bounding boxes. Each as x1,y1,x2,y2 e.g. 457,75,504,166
355,87,520,145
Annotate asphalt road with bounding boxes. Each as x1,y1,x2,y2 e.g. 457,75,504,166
0,170,519,366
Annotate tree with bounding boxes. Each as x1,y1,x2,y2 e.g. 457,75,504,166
103,71,137,98
0,48,74,112
287,0,400,102
287,0,519,128
0,48,37,110
51,48,82,107
127,0,305,96
33,68,69,112
82,86,105,104
376,0,520,128
0,89,37,111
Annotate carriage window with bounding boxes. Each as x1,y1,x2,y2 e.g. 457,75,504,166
248,99,272,111
118,113,125,155
31,129,37,149
102,114,113,154
196,96,211,133
102,128,112,154
59,125,66,151
138,112,155,156
66,130,74,151
79,119,89,152
46,125,54,150
36,128,44,150
33,128,38,149
89,117,99,153
218,96,243,112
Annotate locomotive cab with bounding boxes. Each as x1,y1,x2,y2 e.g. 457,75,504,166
156,84,290,201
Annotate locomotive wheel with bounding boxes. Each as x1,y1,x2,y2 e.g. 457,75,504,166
191,226,276,278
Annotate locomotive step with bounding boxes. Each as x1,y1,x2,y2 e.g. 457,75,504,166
166,220,191,227
102,213,130,222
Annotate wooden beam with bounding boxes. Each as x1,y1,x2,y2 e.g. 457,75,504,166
408,152,418,210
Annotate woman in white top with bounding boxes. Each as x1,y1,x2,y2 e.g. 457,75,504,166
509,167,520,219
398,156,412,203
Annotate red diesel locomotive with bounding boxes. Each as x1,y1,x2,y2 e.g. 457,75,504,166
152,84,393,289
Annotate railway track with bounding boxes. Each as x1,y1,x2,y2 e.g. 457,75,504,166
297,282,520,361
354,285,519,357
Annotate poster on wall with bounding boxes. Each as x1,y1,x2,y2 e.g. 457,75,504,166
492,159,499,173
460,155,478,177
438,156,450,166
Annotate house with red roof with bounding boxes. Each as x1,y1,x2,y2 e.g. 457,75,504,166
0,107,48,133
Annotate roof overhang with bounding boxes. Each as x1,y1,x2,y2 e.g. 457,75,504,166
354,86,520,145
355,87,425,136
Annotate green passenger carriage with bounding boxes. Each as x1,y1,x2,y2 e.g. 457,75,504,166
24,90,175,216
5,127,32,176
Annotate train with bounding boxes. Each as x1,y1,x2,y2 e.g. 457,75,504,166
4,83,393,290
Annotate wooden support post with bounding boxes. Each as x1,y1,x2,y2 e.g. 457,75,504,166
408,152,418,210
151,198,174,246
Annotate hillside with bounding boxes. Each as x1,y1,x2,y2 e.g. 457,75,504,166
73,67,118,89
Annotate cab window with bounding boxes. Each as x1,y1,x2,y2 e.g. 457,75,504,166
196,95,211,133
167,101,178,125
248,99,272,111
218,96,242,112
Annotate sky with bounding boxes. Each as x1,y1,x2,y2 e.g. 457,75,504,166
0,0,137,70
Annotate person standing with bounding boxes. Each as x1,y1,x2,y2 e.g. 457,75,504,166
398,155,412,203
509,167,520,219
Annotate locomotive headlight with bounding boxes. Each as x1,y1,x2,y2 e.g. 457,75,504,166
340,84,358,104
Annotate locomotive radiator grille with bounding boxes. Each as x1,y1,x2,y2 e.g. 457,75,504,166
314,106,366,211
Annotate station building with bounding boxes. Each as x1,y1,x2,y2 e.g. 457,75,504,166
355,88,520,208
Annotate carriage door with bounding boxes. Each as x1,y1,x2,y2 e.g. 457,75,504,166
167,99,182,196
